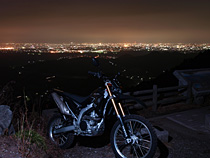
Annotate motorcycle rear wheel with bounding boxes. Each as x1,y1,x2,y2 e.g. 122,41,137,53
110,115,157,158
47,115,75,149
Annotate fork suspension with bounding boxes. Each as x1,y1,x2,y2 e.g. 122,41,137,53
106,84,127,137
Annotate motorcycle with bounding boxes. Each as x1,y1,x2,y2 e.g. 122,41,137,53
47,57,157,158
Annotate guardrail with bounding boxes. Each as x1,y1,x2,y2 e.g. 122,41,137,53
124,83,192,111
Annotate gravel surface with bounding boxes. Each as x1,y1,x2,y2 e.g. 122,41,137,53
63,144,115,158
150,117,210,158
1,120,209,158
0,136,23,158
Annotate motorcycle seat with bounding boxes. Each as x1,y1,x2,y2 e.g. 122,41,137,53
62,92,90,104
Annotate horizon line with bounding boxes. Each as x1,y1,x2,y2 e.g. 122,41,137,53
1,42,210,44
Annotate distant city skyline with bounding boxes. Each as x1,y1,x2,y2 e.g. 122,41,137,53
1,42,209,53
1,0,210,43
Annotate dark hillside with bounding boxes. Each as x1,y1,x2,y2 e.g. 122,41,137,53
117,51,197,77
0,51,203,97
131,50,210,91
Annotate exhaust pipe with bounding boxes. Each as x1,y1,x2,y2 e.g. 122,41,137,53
51,92,71,115
53,125,75,134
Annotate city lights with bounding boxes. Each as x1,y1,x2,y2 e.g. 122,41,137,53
0,43,209,54
0,47,14,50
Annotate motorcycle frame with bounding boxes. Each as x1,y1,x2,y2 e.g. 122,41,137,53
53,81,129,137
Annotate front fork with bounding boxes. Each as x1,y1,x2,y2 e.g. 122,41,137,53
106,84,128,138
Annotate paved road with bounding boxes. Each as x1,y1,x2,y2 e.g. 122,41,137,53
150,106,210,158
62,106,210,158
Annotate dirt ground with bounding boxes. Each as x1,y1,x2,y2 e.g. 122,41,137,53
0,103,209,158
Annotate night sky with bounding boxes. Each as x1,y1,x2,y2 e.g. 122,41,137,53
0,0,210,43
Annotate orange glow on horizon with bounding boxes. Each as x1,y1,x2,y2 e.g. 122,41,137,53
124,44,128,47
0,47,14,50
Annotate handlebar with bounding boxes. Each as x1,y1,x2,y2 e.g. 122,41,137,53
88,71,121,91
88,71,97,76
114,72,120,79
88,71,120,81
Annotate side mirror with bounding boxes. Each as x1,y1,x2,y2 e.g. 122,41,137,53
92,57,100,67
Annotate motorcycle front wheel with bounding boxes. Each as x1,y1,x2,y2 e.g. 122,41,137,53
47,115,75,149
110,115,157,158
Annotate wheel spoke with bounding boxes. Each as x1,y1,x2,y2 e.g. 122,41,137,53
132,145,141,157
141,138,150,143
116,129,125,140
132,121,137,133
142,134,150,139
137,144,145,157
137,124,143,135
129,121,134,134
116,140,125,144
118,143,128,151
48,116,75,149
59,136,65,145
62,134,67,140
112,116,156,158
141,145,150,150
117,128,124,135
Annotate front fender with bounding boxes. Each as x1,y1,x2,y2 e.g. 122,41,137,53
116,94,147,109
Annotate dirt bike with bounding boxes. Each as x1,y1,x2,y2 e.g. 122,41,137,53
47,57,157,158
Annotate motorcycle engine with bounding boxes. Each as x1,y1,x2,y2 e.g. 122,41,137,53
80,110,104,136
